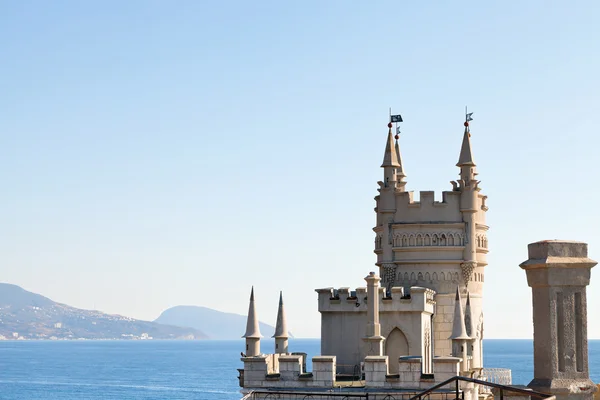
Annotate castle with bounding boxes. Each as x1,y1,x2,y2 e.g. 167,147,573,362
320,116,487,375
238,115,597,400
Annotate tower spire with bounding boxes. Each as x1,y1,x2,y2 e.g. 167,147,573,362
455,109,478,188
381,112,403,189
450,286,471,372
242,286,262,356
457,109,476,167
272,291,289,354
381,123,400,168
394,122,407,191
464,292,476,339
450,287,470,340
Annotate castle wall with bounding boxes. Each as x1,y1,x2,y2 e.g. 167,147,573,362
320,310,366,371
317,286,435,372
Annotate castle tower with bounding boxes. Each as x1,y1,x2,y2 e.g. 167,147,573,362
242,287,262,356
272,291,289,354
374,115,488,365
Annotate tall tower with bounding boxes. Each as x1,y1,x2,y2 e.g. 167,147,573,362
373,114,488,365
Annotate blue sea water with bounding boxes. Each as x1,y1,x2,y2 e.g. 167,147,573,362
0,339,599,399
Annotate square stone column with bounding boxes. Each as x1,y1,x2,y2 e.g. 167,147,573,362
363,272,385,356
520,240,597,400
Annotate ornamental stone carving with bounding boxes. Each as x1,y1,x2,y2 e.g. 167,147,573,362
461,261,477,284
382,264,396,292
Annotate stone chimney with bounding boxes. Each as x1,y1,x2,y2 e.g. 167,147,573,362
520,240,597,400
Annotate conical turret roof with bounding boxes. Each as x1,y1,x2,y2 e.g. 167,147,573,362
243,287,262,339
272,291,289,339
381,127,400,168
457,126,476,167
450,287,470,340
464,292,477,339
395,139,406,177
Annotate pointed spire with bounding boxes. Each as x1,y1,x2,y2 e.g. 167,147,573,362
450,287,470,340
395,139,406,178
381,125,400,168
464,292,477,339
273,291,289,338
457,126,476,167
243,286,262,339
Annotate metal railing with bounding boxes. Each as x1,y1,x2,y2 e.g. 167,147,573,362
409,376,555,400
248,392,366,399
241,392,254,400
246,375,555,400
247,390,465,400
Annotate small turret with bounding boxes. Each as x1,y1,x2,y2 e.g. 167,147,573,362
457,125,475,167
381,124,400,188
394,136,407,191
454,115,480,287
450,287,470,372
456,121,477,185
464,291,482,370
450,288,469,341
464,292,476,339
242,287,262,356
272,291,289,354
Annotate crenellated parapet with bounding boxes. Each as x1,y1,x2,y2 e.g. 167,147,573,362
364,355,461,389
315,286,435,314
240,354,336,389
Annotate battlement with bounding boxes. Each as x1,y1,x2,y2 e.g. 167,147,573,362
240,354,336,389
390,191,465,224
364,355,460,389
402,190,461,208
316,286,435,314
240,353,460,391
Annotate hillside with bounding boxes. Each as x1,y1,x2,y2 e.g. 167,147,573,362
0,283,207,340
155,305,283,340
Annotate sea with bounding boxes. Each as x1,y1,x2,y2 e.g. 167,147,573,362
0,339,599,400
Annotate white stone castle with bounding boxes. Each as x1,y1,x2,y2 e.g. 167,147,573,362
238,116,597,400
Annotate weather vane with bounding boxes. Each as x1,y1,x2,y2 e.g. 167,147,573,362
389,108,403,140
465,106,474,136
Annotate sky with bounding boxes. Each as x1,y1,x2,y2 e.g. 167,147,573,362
1,1,599,339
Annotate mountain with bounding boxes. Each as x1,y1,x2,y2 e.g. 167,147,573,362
0,283,207,340
155,305,284,340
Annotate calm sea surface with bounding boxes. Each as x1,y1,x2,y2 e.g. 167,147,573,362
0,339,599,399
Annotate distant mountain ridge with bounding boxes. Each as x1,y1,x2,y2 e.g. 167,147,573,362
0,283,207,340
155,305,286,340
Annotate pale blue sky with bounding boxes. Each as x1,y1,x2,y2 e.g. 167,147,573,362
1,1,599,338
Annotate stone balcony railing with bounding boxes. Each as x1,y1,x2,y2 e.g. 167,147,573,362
480,368,512,387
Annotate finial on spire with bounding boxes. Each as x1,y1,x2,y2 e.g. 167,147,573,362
464,106,474,131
